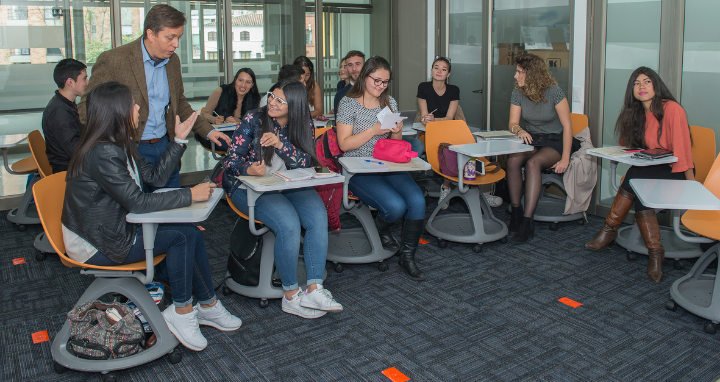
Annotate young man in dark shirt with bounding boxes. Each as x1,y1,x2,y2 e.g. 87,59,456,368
41,58,88,173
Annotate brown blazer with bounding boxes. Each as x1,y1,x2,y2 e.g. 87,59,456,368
78,37,213,141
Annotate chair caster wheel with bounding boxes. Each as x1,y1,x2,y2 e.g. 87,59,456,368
17,224,26,232
259,299,269,308
334,263,344,273
473,244,482,253
500,237,508,244
705,321,717,334
549,223,559,231
222,286,232,296
167,348,183,364
665,300,677,312
53,362,66,374
35,252,47,261
673,260,684,270
422,188,429,197
377,262,388,272
626,251,637,261
437,240,447,248
577,219,585,226
102,372,119,382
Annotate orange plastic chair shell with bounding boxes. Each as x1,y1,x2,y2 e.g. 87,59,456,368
28,130,53,178
424,120,506,185
688,125,716,184
11,157,38,174
32,172,166,270
226,194,263,224
570,113,588,136
682,152,720,241
315,126,332,139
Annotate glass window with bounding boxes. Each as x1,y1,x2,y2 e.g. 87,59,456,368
598,0,661,203
208,31,217,41
9,6,28,21
240,31,249,41
682,0,720,155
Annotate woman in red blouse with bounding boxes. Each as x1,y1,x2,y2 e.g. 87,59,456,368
586,67,694,283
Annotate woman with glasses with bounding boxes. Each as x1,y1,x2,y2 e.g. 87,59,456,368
417,56,460,209
293,56,324,118
336,56,428,281
199,68,260,151
223,79,343,319
506,53,580,242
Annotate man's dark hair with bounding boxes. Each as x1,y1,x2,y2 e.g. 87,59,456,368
278,64,305,82
344,50,366,61
143,5,186,39
53,58,87,89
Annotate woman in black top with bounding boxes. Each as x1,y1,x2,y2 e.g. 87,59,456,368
63,82,241,351
417,56,460,209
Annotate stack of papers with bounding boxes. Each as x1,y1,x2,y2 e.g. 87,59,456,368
473,130,518,140
211,122,237,129
588,146,634,157
271,168,340,182
377,107,407,130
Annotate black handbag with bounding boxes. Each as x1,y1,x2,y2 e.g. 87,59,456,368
227,218,264,287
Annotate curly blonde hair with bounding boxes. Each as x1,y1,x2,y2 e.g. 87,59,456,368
515,53,557,103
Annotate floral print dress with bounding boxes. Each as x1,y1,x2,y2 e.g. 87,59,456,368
222,109,314,196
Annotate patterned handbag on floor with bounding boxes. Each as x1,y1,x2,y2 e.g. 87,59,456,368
66,300,145,360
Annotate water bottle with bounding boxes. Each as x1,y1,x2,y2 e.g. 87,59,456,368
464,158,476,181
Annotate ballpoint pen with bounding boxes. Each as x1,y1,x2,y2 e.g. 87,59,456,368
364,159,384,165
429,108,438,115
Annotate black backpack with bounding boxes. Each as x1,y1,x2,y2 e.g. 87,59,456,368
227,218,264,287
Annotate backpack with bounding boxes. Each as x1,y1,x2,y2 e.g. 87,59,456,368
315,127,343,173
66,301,145,360
227,217,264,287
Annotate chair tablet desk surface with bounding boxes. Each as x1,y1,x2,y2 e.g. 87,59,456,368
328,157,431,271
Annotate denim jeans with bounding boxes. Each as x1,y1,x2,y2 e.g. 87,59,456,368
137,137,181,191
86,224,216,308
229,186,327,291
403,136,425,156
349,171,426,222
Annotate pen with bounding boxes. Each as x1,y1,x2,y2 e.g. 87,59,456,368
429,108,438,115
364,159,384,165
213,111,221,117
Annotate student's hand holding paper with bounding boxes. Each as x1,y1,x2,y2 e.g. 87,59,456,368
247,160,267,176
390,121,403,133
370,121,388,136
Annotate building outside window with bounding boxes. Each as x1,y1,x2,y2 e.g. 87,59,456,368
9,6,28,20
240,51,251,59
208,31,216,41
208,51,218,60
240,31,249,41
306,24,312,45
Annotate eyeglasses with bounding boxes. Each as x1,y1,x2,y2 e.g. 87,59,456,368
368,75,391,88
434,55,452,62
266,92,288,105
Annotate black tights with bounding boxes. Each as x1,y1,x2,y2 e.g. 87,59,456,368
506,147,561,218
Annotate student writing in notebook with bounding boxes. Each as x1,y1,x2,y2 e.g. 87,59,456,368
222,79,344,318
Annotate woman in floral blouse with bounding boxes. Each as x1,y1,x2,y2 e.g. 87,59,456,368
222,79,343,319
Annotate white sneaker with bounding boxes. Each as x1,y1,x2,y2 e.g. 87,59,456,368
438,186,451,210
282,288,327,319
196,300,242,331
162,306,208,351
300,285,343,312
484,192,503,207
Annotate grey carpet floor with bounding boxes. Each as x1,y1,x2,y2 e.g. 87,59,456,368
2,195,720,382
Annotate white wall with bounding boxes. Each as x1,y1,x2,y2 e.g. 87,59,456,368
571,0,587,114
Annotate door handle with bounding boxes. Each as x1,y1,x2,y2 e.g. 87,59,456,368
472,89,483,93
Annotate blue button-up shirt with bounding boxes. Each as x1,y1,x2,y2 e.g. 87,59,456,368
141,40,170,140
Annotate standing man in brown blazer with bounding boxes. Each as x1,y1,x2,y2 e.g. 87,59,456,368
78,4,231,188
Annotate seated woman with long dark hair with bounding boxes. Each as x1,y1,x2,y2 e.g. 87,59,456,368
336,56,427,281
293,56,324,118
199,68,260,151
586,67,694,283
62,81,241,352
223,79,343,319
506,53,580,242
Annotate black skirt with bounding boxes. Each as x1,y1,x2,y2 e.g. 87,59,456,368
528,132,581,157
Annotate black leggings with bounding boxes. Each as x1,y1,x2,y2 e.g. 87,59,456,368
620,165,686,211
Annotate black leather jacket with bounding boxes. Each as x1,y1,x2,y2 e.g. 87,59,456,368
61,141,192,263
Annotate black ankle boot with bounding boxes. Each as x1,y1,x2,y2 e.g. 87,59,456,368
397,218,427,281
509,205,523,232
512,217,534,242
375,215,400,253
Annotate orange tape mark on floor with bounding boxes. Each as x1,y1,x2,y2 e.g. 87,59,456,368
382,367,410,382
418,238,429,245
12,258,26,265
558,297,583,308
32,331,49,344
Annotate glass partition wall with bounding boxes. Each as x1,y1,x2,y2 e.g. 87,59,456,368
0,0,387,198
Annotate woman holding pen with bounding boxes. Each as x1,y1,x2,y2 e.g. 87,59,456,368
417,56,460,209
200,68,261,151
337,56,428,281
223,79,344,318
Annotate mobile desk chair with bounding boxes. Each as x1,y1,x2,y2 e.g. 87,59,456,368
27,130,57,257
35,173,182,381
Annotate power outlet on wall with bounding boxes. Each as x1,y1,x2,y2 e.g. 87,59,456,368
573,87,582,103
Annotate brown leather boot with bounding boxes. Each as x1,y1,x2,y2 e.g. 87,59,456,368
585,188,636,250
636,209,664,283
